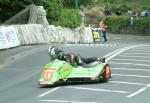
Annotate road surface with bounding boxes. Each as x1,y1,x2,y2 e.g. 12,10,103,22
0,34,150,103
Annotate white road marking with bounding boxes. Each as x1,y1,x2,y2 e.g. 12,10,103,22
112,68,150,72
136,38,145,40
122,52,150,55
40,99,101,103
109,62,150,67
65,86,130,94
118,55,150,59
104,48,123,58
112,74,150,78
109,81,145,86
146,84,150,87
126,84,150,98
105,45,145,62
38,87,60,98
128,49,150,53
111,58,150,63
133,48,150,50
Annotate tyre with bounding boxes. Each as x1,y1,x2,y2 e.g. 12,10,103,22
103,64,111,82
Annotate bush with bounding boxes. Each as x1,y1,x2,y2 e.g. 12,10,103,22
55,9,81,28
135,18,150,33
97,16,150,35
0,0,32,22
34,0,62,25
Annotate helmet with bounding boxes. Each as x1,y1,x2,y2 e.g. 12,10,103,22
48,46,60,60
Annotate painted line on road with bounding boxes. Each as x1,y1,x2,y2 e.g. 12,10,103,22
128,49,150,53
112,74,150,78
105,45,145,62
137,37,146,39
118,55,150,59
112,68,150,72
109,62,150,67
40,99,102,103
111,59,150,63
65,86,130,94
37,87,60,98
133,48,150,50
109,81,145,86
126,84,150,98
122,52,150,56
126,87,146,98
104,48,122,58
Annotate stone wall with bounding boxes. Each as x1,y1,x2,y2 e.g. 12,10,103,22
16,24,93,45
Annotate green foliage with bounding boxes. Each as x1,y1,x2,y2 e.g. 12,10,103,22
135,18,150,33
55,9,81,28
45,0,62,24
97,16,150,35
22,0,62,25
0,0,62,25
105,16,130,33
119,3,129,12
62,0,94,8
0,0,81,28
0,0,33,22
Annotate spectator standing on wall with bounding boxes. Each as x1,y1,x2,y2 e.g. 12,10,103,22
103,5,111,16
130,14,136,25
99,17,107,43
115,7,121,16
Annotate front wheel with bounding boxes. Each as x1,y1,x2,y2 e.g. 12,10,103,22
103,64,111,82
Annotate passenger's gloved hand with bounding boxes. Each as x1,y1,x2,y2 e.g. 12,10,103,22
97,57,105,63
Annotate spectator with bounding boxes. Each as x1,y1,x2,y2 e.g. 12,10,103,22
141,11,145,17
99,17,108,43
103,5,111,16
141,11,150,18
130,14,136,25
128,10,133,16
115,7,121,16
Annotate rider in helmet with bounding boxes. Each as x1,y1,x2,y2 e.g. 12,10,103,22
48,46,105,66
48,46,76,66
48,46,64,60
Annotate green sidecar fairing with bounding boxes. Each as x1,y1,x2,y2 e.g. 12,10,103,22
39,59,111,86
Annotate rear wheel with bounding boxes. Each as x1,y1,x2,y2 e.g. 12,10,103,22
103,64,111,82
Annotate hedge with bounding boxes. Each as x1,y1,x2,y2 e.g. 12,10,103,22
98,16,150,35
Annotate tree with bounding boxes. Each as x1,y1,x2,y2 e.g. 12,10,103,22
0,0,62,24
0,0,34,22
62,0,94,8
46,0,62,24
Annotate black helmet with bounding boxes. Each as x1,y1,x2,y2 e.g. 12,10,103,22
48,46,60,60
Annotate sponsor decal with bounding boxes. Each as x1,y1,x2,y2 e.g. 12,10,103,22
91,29,100,43
43,72,53,79
0,26,19,49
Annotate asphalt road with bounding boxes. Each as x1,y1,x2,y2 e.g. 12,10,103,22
0,34,150,103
